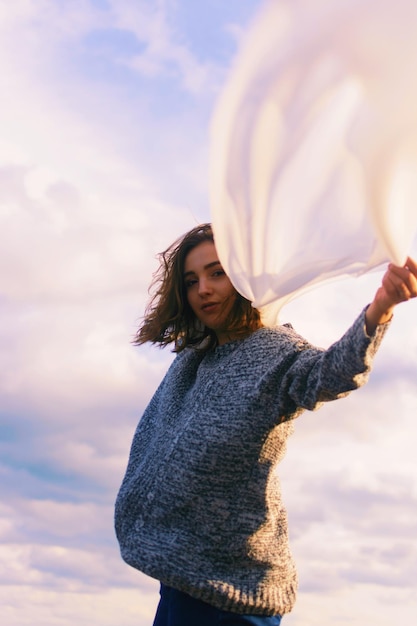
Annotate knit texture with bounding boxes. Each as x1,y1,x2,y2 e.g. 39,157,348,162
115,310,389,616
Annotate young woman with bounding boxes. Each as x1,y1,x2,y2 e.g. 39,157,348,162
115,223,417,625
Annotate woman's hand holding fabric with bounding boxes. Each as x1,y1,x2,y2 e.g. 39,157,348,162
365,257,417,334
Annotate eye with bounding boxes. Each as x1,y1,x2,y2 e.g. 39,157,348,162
185,278,198,289
212,269,225,278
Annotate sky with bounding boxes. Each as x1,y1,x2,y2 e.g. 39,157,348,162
0,1,417,625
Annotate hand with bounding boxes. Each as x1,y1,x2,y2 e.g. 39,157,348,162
381,256,417,304
365,256,417,335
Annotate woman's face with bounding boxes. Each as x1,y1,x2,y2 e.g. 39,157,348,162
183,240,238,345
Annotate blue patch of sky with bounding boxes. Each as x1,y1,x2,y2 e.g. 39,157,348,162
0,413,37,440
76,27,145,86
0,410,77,441
89,0,111,8
0,416,109,502
0,460,108,503
57,1,261,110
171,0,260,63
58,25,189,119
20,462,85,487
0,422,20,443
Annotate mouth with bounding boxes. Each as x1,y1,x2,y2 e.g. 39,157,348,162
201,302,219,313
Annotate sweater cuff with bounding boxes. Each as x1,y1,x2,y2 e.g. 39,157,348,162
362,304,392,341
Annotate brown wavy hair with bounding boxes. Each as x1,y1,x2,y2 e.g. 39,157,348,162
133,223,262,351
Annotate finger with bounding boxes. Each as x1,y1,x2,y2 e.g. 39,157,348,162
406,272,417,298
394,273,417,300
388,262,416,284
405,256,417,277
402,262,417,296
397,283,412,300
384,268,414,302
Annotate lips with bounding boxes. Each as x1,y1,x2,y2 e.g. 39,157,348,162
201,302,219,313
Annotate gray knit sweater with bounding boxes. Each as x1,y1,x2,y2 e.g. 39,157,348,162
115,310,388,616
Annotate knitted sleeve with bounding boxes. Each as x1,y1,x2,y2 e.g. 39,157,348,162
279,307,390,412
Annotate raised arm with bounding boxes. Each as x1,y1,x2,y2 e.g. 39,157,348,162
365,257,417,335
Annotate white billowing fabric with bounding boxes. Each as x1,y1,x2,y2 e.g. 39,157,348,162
210,0,417,323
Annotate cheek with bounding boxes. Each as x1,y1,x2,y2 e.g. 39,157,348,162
220,276,236,298
226,284,238,299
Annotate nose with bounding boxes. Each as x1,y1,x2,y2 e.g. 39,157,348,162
198,277,212,296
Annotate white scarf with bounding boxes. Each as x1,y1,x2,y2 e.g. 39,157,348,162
210,0,417,323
